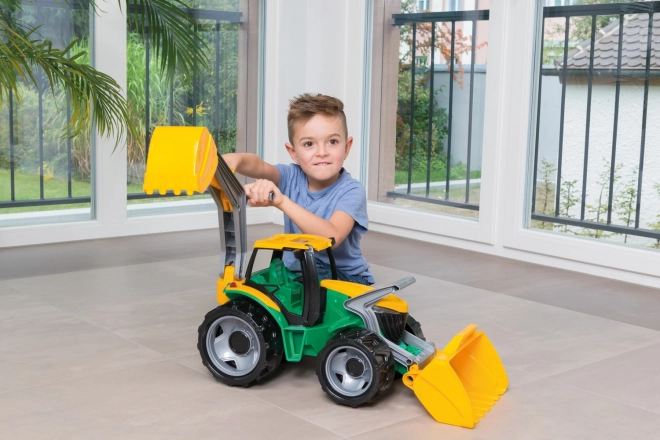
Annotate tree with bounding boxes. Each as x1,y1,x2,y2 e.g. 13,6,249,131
614,166,638,243
556,178,578,233
535,158,557,230
396,0,483,182
649,182,660,249
1,0,207,148
582,157,622,239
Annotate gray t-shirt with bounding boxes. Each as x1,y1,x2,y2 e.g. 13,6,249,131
275,163,375,284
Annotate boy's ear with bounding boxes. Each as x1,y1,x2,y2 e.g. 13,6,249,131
285,142,298,163
344,136,353,159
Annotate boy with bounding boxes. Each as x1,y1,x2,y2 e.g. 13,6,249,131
223,93,374,285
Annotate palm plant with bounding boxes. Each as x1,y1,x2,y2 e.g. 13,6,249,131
1,0,207,148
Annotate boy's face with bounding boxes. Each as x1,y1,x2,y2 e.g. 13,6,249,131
286,114,353,192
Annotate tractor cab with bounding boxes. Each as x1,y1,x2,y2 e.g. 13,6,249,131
244,234,337,327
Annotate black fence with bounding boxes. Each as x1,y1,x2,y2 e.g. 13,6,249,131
532,1,660,240
388,10,489,212
126,6,241,201
0,1,241,209
1,0,89,209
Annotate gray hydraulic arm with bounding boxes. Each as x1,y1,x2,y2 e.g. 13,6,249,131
208,154,248,280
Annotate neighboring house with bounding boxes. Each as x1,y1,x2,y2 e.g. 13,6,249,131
541,13,660,236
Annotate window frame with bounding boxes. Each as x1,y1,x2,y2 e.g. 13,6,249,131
366,0,506,245
366,0,660,285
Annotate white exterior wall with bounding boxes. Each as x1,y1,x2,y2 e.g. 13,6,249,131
560,84,660,244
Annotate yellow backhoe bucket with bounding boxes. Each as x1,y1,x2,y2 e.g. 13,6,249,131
143,126,218,195
403,324,508,428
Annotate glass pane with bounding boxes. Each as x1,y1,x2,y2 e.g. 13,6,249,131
371,0,488,219
0,2,92,227
126,0,241,217
531,1,660,250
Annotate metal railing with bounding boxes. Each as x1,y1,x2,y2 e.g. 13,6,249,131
388,10,489,212
1,1,241,209
2,0,89,209
532,1,660,240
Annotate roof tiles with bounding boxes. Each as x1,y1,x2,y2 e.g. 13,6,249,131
560,13,660,70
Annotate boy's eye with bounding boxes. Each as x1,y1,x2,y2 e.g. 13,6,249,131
329,139,339,145
303,141,313,147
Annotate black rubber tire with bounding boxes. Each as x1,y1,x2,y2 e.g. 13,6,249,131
198,299,283,387
405,314,426,341
393,315,427,379
316,328,395,408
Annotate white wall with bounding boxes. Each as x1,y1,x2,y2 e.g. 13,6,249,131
560,84,660,240
262,0,367,178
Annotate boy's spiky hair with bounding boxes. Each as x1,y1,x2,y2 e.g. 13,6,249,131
287,93,348,143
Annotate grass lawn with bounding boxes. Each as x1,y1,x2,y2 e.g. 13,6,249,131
389,185,482,219
394,168,481,185
0,168,207,214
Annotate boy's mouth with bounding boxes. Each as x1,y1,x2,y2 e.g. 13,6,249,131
314,162,332,166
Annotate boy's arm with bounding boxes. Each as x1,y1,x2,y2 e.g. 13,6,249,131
222,153,280,185
280,198,355,246
244,179,355,246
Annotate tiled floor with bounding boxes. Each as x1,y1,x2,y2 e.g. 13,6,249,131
2,224,660,439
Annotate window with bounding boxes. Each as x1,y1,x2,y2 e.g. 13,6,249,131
0,1,92,227
447,0,464,12
126,1,243,217
530,1,660,250
367,1,489,219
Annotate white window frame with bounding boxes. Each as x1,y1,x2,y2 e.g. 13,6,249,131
367,0,506,247
498,0,660,286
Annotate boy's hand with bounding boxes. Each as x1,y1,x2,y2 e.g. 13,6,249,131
245,179,284,207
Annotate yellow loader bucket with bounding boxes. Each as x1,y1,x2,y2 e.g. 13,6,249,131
143,126,218,195
403,324,508,428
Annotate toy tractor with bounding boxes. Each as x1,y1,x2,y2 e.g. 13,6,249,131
144,126,508,428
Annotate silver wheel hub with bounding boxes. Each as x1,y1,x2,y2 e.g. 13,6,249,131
207,315,260,376
325,346,373,397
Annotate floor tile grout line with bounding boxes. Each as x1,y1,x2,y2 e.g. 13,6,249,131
0,358,171,396
543,339,660,381
500,338,660,384
240,383,429,439
343,415,426,439
0,253,164,281
236,389,349,439
541,375,660,417
344,412,428,438
5,275,217,314
3,257,215,287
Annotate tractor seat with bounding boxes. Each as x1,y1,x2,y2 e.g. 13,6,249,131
269,259,291,287
268,259,303,313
